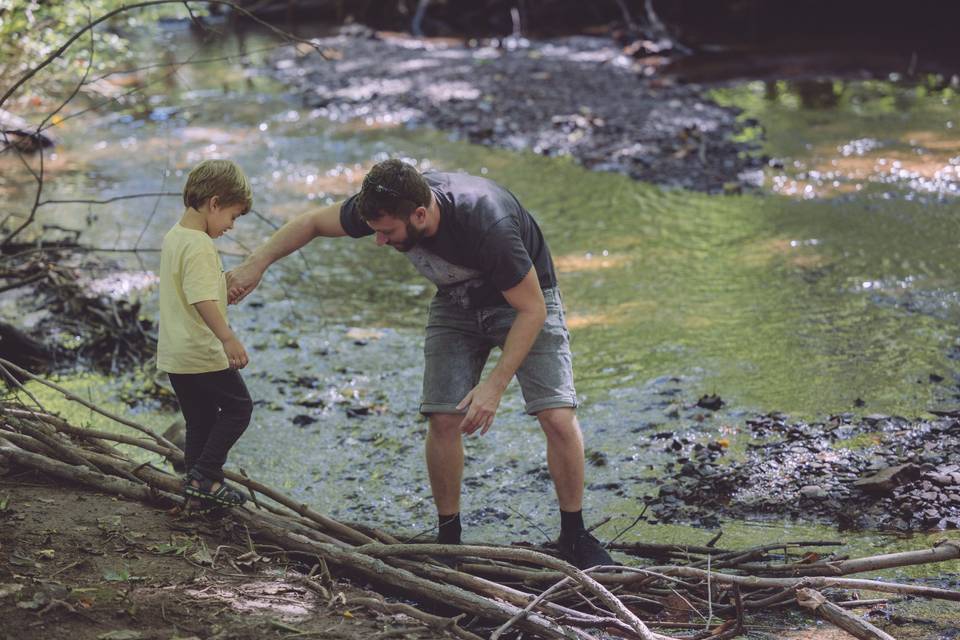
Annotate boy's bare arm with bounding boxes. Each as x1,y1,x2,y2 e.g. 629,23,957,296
194,299,248,369
227,201,345,303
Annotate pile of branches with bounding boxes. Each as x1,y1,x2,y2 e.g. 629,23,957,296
2,359,959,639
0,248,156,373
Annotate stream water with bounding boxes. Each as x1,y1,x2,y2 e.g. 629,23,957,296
5,22,960,612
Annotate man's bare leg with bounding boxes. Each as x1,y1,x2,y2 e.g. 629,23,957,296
537,407,612,568
536,407,585,511
426,412,464,542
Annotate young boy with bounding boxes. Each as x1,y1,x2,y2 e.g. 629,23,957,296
157,159,253,509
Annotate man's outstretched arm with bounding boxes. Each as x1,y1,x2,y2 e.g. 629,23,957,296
227,200,346,303
457,267,546,435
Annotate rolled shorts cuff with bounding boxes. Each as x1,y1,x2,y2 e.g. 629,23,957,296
419,402,467,415
524,395,578,416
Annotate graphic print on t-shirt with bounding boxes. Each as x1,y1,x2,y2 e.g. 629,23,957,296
339,171,558,309
406,245,483,309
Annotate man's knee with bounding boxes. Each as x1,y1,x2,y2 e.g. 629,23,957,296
428,413,462,440
537,408,580,440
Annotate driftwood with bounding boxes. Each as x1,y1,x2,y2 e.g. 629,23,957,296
0,320,54,370
797,588,896,640
2,362,960,638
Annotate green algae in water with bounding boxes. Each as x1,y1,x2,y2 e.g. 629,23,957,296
710,77,959,159
315,128,957,419
9,373,174,466
36,33,960,421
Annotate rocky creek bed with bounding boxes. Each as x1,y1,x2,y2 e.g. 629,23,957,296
647,411,960,532
271,27,766,194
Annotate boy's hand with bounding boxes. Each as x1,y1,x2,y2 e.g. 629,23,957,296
226,261,263,304
222,337,249,369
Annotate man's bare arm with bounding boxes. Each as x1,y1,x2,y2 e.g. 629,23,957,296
457,267,546,435
227,200,345,303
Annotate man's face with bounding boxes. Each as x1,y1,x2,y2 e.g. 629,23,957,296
366,211,425,252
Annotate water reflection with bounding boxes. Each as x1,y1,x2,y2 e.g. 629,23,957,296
713,77,960,200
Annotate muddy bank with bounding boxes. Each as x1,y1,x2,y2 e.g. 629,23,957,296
272,28,764,193
647,411,960,532
0,474,458,640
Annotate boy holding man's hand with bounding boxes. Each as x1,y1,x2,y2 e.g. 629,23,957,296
157,159,253,509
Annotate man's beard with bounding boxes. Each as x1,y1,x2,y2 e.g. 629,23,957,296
392,219,425,252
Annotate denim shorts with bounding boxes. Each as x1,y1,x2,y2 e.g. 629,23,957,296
420,287,578,416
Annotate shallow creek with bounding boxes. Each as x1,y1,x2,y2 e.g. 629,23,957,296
5,24,960,616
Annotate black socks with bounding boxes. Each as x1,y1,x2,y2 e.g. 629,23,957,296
437,510,584,542
437,512,462,544
560,509,585,536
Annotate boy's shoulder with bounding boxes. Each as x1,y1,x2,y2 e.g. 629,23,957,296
163,224,215,252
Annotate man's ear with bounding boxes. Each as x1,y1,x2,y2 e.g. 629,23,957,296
413,206,427,224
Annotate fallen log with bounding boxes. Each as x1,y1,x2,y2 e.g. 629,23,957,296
635,566,960,602
0,320,54,370
749,542,960,577
0,438,176,507
797,588,896,640
356,543,662,640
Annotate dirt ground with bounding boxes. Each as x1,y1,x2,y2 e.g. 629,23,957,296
0,471,458,640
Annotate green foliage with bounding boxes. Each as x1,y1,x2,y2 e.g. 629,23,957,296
0,0,198,108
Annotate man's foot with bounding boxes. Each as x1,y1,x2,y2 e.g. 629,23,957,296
432,537,462,569
557,530,614,570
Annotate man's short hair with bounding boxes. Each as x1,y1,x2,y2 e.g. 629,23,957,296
183,159,253,214
357,159,431,221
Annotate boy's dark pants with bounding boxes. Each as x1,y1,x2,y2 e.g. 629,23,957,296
168,369,252,482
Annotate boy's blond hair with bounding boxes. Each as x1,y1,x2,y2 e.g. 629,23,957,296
183,159,253,214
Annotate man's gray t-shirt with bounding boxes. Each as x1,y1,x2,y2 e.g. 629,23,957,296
339,172,558,309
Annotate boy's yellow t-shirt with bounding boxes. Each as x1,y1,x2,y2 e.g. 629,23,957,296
157,224,229,374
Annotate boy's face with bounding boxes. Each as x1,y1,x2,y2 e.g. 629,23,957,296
206,198,246,238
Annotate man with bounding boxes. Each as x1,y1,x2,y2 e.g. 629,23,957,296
227,159,612,569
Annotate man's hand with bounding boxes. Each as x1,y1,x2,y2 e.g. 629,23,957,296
222,336,249,369
226,260,263,305
457,379,506,435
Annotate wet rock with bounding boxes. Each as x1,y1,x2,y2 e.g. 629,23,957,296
853,464,920,494
696,394,724,410
586,450,608,466
658,483,678,497
292,414,317,427
930,473,955,486
646,411,960,531
295,391,326,408
800,485,828,499
588,482,622,491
